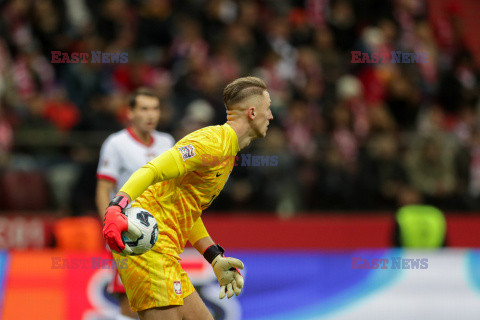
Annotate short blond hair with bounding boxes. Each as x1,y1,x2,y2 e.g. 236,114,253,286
223,76,267,110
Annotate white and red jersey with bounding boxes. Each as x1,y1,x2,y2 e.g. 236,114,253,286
97,127,174,195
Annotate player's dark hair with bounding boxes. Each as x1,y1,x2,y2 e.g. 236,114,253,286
128,88,160,109
223,76,267,110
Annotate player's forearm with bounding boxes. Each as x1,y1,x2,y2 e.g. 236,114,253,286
192,236,215,255
96,180,115,219
119,149,185,200
96,194,110,220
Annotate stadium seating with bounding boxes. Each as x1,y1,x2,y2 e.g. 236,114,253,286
1,170,50,211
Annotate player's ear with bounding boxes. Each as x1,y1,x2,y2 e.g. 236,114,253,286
247,106,255,120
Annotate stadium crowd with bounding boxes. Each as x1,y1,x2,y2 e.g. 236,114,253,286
0,0,479,215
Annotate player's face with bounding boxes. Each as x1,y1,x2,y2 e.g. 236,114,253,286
129,95,161,133
252,90,273,138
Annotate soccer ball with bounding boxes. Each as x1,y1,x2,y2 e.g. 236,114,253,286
122,207,159,255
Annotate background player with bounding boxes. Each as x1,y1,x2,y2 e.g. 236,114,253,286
102,76,273,320
96,88,174,320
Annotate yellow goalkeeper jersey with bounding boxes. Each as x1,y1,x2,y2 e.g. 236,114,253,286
132,123,239,258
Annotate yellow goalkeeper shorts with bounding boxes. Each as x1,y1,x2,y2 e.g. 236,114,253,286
113,250,195,312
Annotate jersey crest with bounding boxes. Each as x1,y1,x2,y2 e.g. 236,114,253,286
173,280,183,295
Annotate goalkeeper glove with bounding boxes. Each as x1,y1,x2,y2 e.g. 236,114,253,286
204,244,244,299
102,195,142,256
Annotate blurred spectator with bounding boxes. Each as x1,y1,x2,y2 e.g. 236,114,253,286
313,26,344,95
12,48,55,100
406,134,457,207
462,129,480,209
43,87,80,132
385,70,421,130
224,23,259,74
256,125,301,214
0,0,479,214
73,94,123,132
358,132,407,209
14,94,63,158
411,19,439,91
284,99,316,159
327,0,357,52
30,0,67,57
0,103,13,168
316,140,357,209
175,99,215,138
393,204,447,248
438,50,479,113
136,0,174,49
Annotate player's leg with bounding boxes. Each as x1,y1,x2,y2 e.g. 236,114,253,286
137,305,180,320
118,294,137,319
180,290,214,320
136,291,213,320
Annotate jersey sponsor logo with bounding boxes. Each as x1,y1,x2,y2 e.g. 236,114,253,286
173,280,183,295
177,145,196,161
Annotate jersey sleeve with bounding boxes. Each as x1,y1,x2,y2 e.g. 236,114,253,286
97,137,121,183
173,129,222,173
119,127,222,200
188,217,210,245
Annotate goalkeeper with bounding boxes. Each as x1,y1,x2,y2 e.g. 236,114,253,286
103,77,273,320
